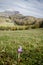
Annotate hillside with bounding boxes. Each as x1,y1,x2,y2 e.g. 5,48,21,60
10,14,43,28
0,11,43,30
0,16,14,27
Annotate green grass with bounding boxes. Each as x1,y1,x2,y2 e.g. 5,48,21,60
0,29,43,65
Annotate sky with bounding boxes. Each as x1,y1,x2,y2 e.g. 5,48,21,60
0,0,43,18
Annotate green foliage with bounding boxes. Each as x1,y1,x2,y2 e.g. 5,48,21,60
0,26,29,30
0,29,43,65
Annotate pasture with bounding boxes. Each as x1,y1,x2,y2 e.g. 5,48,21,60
0,29,43,65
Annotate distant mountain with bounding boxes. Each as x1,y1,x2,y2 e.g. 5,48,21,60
0,11,19,17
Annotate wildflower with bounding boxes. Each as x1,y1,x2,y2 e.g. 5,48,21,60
17,46,23,63
18,46,22,53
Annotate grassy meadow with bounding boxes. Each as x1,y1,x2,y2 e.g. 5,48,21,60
0,29,43,65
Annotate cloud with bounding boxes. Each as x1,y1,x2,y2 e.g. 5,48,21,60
0,0,43,18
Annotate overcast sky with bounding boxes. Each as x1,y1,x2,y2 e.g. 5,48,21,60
0,0,43,18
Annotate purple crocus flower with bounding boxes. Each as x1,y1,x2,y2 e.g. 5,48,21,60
18,46,22,53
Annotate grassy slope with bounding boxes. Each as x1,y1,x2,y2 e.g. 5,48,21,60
0,17,27,29
0,16,15,27
0,29,43,65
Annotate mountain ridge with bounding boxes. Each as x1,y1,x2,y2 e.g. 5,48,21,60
0,10,19,17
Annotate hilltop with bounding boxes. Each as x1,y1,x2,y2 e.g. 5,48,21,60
0,10,19,17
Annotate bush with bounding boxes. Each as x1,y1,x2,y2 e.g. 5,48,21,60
0,26,29,31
